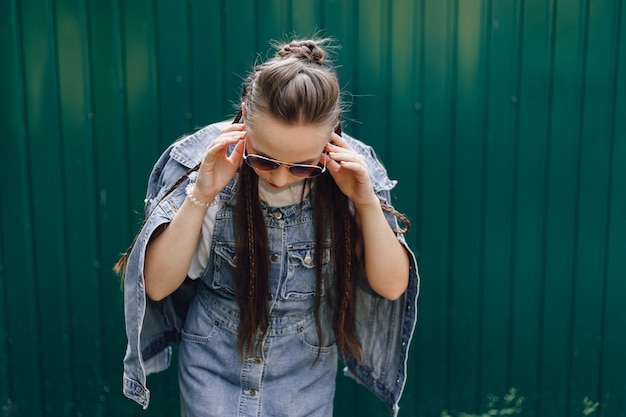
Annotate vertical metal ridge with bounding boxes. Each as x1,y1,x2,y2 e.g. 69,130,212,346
117,0,133,240
444,0,458,407
60,0,80,409
318,0,326,29
351,0,359,136
597,0,624,411
0,198,7,403
43,0,67,413
287,0,294,33
536,0,558,412
566,0,591,413
219,0,229,116
413,1,425,405
150,0,162,146
384,0,392,161
252,0,260,55
507,0,525,391
186,0,195,130
2,0,32,406
476,0,492,405
80,0,107,406
415,0,425,253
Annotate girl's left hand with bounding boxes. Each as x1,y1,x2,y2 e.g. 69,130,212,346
324,133,379,208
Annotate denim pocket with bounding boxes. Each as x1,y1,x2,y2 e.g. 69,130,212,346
210,242,237,295
297,317,337,356
180,300,221,344
282,244,330,300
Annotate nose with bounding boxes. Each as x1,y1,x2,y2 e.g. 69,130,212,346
268,166,293,188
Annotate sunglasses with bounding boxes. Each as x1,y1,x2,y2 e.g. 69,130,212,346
243,143,327,178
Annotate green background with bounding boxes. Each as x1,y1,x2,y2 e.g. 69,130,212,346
1,0,625,416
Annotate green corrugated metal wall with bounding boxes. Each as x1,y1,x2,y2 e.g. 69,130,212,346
1,0,624,416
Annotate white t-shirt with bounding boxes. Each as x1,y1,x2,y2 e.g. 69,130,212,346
187,179,309,279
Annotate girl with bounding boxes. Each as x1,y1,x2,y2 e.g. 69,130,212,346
117,38,419,417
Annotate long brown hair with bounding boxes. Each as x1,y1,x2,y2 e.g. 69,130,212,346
233,39,366,359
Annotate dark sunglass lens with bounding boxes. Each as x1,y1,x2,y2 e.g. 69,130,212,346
289,165,323,178
247,155,280,170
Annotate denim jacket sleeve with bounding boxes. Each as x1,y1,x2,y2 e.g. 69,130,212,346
342,135,421,417
122,123,226,408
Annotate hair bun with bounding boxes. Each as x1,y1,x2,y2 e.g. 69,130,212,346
277,40,325,65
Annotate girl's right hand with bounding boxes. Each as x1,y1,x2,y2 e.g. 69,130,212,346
193,124,246,201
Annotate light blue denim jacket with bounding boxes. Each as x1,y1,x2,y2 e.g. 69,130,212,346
122,122,420,416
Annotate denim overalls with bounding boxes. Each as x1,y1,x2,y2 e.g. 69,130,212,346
122,122,420,416
180,189,338,416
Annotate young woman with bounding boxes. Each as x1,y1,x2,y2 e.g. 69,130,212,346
117,38,420,417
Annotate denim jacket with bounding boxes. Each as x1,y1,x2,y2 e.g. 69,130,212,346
122,122,420,416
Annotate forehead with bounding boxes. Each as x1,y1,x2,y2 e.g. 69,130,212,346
247,117,331,161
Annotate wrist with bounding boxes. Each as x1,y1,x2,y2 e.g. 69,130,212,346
185,182,217,209
353,193,382,212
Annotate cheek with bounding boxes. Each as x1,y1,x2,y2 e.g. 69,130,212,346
252,168,267,180
253,168,278,184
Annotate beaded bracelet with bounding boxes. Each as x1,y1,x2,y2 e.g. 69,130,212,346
185,182,213,208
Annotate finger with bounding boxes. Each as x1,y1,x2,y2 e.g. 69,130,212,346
228,138,246,163
326,148,365,167
334,160,367,174
329,132,351,149
207,131,246,153
220,123,245,134
209,127,246,148
326,142,358,159
327,146,357,158
325,155,341,173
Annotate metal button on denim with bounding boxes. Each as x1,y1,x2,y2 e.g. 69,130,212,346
270,253,279,261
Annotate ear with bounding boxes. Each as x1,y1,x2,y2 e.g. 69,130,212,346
241,102,246,121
